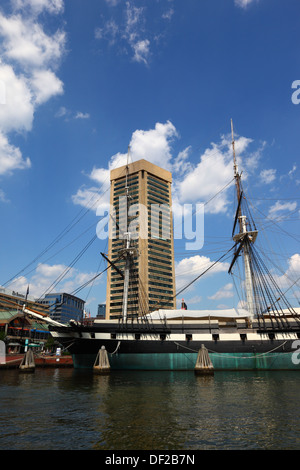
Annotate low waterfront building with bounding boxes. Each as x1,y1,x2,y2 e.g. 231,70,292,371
0,287,49,316
0,310,50,353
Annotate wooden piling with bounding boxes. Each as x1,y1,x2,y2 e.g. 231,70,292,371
93,346,110,374
19,349,35,373
194,344,214,375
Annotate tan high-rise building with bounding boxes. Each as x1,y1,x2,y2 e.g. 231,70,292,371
106,159,176,319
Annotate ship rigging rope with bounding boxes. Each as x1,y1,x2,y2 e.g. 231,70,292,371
3,185,111,288
70,252,126,297
173,340,289,359
110,341,121,355
149,243,237,313
3,172,235,302
2,162,129,288
37,176,237,310
36,234,98,301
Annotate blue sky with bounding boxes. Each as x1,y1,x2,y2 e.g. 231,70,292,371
0,0,299,316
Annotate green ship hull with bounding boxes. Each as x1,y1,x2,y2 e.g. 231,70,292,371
72,350,300,371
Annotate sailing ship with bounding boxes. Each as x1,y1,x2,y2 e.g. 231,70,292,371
25,121,300,371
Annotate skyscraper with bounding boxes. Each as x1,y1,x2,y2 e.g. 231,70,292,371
106,159,176,319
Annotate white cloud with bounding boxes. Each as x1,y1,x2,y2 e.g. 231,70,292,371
35,262,69,279
130,121,177,169
72,121,178,211
75,111,90,120
72,122,265,222
260,168,276,184
280,164,298,182
0,13,65,68
175,133,265,214
0,189,10,203
104,0,119,6
89,167,110,184
176,139,231,213
132,39,150,65
123,2,150,65
162,8,174,21
12,0,64,15
175,255,229,291
173,146,192,175
55,106,68,118
234,0,258,8
31,69,63,104
268,200,297,219
55,107,91,121
208,283,234,300
95,19,119,45
72,186,110,215
273,254,300,291
0,4,65,184
288,165,297,177
0,131,31,176
55,107,91,122
7,262,100,299
0,63,34,133
95,0,176,66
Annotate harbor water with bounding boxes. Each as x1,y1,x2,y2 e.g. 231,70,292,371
1,368,300,450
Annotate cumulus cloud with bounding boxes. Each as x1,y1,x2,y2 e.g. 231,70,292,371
0,2,65,188
0,12,65,68
72,120,265,222
0,131,31,175
130,121,177,169
175,255,229,292
208,283,234,300
72,121,178,211
272,253,300,292
31,69,63,104
6,262,101,299
175,133,255,214
0,63,34,134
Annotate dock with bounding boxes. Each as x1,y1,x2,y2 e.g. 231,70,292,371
0,354,73,369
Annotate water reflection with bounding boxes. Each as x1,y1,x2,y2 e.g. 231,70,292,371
1,369,300,450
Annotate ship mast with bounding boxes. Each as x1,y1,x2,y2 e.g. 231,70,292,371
121,146,136,322
230,120,257,316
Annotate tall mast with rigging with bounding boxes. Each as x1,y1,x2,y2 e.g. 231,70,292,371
121,146,137,322
230,120,258,316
